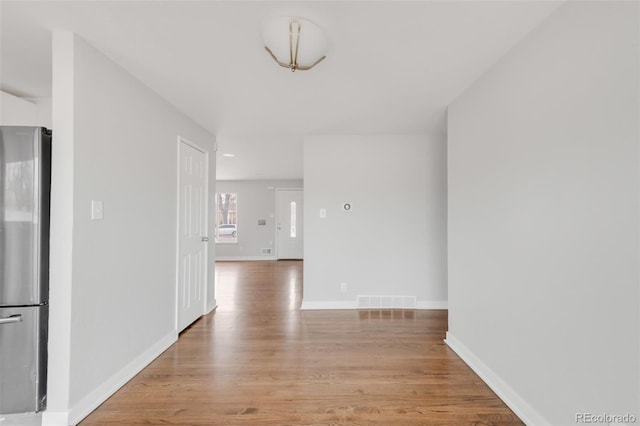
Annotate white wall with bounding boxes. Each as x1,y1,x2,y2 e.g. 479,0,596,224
46,32,75,424
0,90,37,125
447,2,639,425
32,97,53,129
0,91,52,128
215,180,303,260
303,134,447,309
47,32,216,425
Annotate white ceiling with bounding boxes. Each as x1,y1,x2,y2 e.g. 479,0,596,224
0,0,562,180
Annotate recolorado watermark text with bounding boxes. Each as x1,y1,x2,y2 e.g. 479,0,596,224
576,413,637,424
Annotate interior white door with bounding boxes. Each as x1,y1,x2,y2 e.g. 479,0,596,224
177,140,208,332
277,189,303,259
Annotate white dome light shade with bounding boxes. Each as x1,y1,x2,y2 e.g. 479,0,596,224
262,16,328,72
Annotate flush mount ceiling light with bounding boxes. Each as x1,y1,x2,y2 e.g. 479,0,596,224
263,16,328,72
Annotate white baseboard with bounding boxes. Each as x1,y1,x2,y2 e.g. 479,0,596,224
444,332,549,426
300,300,357,310
64,330,177,425
215,256,276,261
301,300,449,310
416,300,448,309
206,299,217,314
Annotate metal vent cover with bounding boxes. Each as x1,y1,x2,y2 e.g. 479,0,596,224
357,295,417,309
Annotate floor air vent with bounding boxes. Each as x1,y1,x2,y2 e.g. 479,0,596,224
357,295,417,309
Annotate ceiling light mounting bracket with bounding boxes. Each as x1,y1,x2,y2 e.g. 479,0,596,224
263,16,327,72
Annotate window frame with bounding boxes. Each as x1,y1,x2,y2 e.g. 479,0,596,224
214,192,238,244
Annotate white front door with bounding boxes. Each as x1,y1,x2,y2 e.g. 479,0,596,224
177,139,208,332
277,189,303,259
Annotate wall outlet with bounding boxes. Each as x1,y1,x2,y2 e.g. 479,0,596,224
340,282,348,293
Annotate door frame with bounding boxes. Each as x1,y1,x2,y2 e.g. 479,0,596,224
275,188,303,260
175,136,210,332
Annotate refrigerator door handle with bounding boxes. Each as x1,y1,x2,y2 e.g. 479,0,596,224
0,314,22,325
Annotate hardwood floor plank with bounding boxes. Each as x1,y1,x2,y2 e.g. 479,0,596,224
80,261,522,425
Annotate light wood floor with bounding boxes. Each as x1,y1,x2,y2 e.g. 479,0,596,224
80,261,522,425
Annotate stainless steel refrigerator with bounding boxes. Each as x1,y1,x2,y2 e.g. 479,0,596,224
0,126,51,414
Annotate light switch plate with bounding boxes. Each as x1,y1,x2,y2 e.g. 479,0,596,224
91,200,104,220
319,208,327,219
